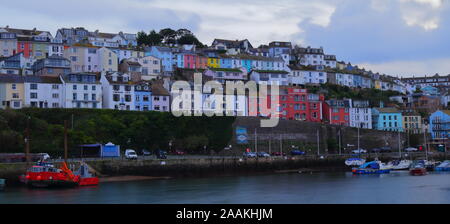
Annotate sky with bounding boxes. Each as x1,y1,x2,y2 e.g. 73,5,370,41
1,0,449,77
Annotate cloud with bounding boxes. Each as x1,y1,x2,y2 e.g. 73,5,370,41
1,0,449,77
360,58,450,77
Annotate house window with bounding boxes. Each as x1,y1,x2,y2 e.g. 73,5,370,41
73,85,77,90
52,85,59,89
52,93,59,98
30,84,38,90
84,85,88,90
92,85,96,91
73,93,77,100
125,95,131,102
12,93,19,98
113,85,120,91
30,93,38,99
113,94,120,102
11,84,16,90
92,94,96,101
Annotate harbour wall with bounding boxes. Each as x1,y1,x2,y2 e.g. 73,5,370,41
229,117,425,154
1,152,448,185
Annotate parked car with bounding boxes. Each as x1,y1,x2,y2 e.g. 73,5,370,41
404,147,418,152
257,152,271,158
271,152,286,157
156,150,167,159
290,150,306,156
352,149,367,154
243,152,257,158
125,149,138,160
174,150,185,155
141,149,151,156
371,147,391,153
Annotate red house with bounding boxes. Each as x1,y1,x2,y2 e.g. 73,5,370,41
323,99,351,126
17,38,33,58
248,86,324,123
279,86,324,122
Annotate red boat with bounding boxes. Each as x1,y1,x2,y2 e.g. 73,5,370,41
20,161,98,188
409,162,428,176
410,168,427,176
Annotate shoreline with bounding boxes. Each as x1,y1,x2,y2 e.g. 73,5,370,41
99,176,172,183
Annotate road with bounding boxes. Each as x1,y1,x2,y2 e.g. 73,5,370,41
44,151,448,163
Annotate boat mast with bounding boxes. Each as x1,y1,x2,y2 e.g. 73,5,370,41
317,129,320,156
64,120,68,163
398,131,401,158
24,116,31,167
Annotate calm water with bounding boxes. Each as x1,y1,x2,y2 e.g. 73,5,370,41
1,171,450,204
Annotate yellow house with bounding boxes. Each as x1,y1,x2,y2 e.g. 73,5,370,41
98,47,118,72
207,57,220,68
374,80,382,90
0,75,25,109
403,113,423,134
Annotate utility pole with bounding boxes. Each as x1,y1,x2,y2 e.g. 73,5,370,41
280,134,283,155
64,120,68,163
398,130,401,158
24,116,31,167
269,135,272,155
255,128,258,152
357,123,360,150
317,129,320,156
338,129,342,155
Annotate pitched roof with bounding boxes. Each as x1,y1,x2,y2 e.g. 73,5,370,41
151,82,170,96
374,107,400,113
24,76,62,84
252,70,289,74
0,74,24,83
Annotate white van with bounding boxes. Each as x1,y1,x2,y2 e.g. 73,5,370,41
125,149,138,160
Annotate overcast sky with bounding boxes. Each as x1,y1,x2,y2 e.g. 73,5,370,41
1,0,449,77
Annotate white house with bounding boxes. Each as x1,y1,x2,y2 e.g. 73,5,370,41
100,72,135,110
60,73,102,109
250,70,290,86
349,100,372,129
24,76,63,108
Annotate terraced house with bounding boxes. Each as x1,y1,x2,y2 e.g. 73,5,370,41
372,107,403,132
24,76,63,108
101,72,134,110
0,74,25,109
60,73,102,109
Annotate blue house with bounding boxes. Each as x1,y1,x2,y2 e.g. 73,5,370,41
372,107,403,132
429,110,450,140
145,46,174,73
219,57,233,69
241,59,253,72
134,82,152,111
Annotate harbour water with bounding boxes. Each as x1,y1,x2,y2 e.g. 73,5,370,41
1,171,449,204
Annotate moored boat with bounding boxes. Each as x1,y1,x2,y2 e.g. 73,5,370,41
19,161,80,188
409,161,428,176
75,162,99,186
19,161,99,188
352,161,391,174
345,158,366,167
435,160,450,172
388,160,412,170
